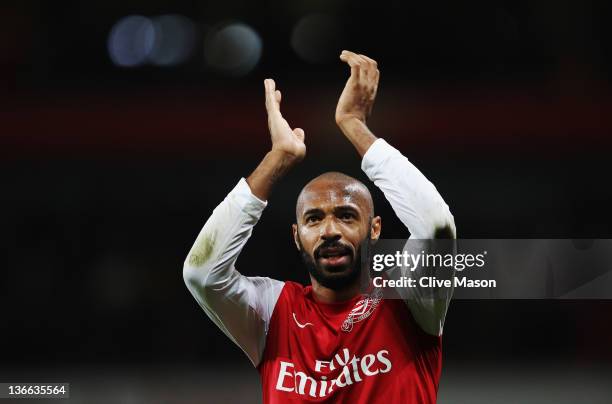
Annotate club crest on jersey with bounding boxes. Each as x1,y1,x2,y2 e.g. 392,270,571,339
341,288,383,332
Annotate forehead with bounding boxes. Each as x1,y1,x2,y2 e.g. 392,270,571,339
298,180,371,214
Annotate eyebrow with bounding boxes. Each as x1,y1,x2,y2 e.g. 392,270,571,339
302,205,361,218
334,205,360,214
302,208,324,219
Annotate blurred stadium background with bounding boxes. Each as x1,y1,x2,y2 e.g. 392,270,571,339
1,0,612,402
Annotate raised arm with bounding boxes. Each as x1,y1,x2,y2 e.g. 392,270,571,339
182,79,305,366
336,51,456,336
335,50,379,157
248,79,306,200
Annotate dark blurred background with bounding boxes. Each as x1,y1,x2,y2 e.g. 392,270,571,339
2,0,612,402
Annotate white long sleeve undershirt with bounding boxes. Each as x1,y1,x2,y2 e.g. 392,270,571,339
183,138,456,367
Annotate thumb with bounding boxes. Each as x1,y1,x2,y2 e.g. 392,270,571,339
293,128,305,142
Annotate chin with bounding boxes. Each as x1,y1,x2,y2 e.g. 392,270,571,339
314,264,361,289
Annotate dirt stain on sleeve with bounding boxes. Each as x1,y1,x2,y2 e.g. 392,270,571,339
188,231,217,267
434,224,455,239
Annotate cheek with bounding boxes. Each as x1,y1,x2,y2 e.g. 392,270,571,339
341,223,369,245
298,228,318,250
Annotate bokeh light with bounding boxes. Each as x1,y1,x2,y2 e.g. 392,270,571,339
291,14,344,64
149,14,197,66
107,15,155,67
204,22,262,76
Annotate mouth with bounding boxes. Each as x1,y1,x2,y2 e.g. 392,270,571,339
316,246,352,268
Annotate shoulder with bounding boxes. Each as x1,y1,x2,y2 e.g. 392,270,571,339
284,280,306,291
277,281,307,300
268,281,309,313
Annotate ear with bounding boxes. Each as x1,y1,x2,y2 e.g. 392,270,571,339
370,216,382,242
292,223,301,251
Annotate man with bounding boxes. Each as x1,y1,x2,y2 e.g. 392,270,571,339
183,50,456,403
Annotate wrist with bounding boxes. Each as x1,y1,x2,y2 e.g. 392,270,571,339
246,150,296,202
269,147,303,168
336,117,377,157
336,116,366,132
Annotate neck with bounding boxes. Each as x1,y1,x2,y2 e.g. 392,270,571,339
310,279,361,304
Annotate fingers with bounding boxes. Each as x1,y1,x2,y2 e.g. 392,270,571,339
339,50,361,78
339,50,379,80
339,50,377,66
264,78,279,113
359,54,378,67
339,50,362,67
275,90,281,104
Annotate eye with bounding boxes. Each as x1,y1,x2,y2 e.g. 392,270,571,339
306,215,321,224
340,212,356,221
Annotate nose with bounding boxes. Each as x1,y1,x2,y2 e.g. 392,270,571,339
320,216,341,241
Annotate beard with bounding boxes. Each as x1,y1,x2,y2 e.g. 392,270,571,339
298,234,371,291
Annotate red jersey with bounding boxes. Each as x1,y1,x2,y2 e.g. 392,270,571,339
258,282,442,403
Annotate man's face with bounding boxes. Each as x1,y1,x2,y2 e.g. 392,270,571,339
293,178,380,290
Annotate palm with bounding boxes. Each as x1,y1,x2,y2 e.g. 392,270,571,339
268,110,305,158
335,51,379,124
336,75,366,122
264,79,306,161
